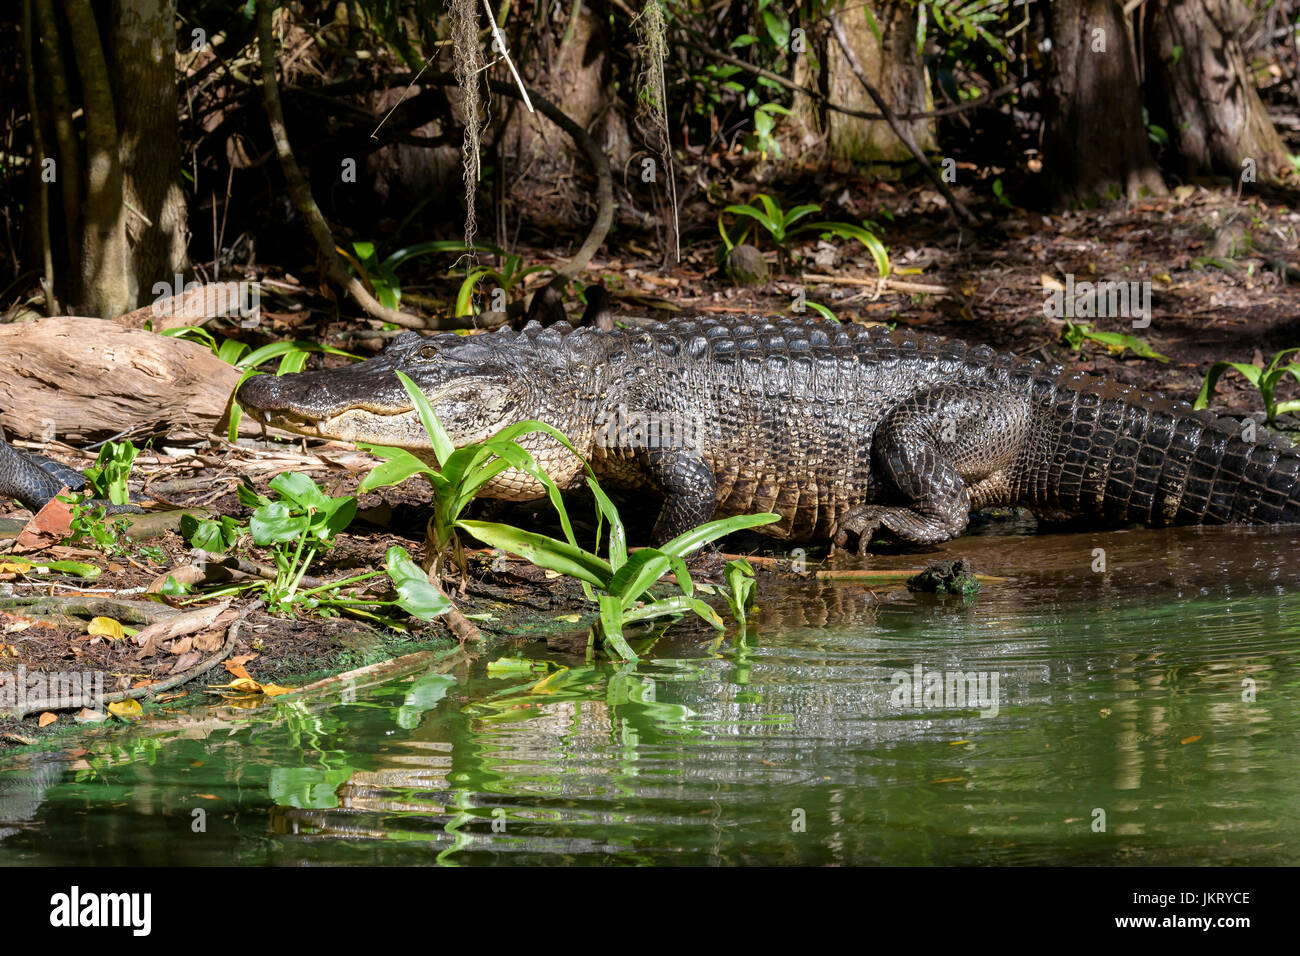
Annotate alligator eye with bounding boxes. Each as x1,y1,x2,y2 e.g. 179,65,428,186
419,344,439,359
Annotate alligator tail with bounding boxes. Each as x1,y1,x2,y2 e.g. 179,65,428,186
1046,380,1300,526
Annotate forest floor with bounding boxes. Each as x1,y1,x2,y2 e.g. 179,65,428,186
4,180,1300,745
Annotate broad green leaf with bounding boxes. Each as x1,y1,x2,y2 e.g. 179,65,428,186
384,546,451,620
269,472,332,512
396,370,455,464
458,520,613,588
250,501,308,545
657,512,782,559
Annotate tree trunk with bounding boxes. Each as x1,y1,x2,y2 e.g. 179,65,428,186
780,4,935,167
25,0,188,317
1143,0,1289,184
61,0,132,316
108,0,188,293
1043,0,1166,206
499,3,629,231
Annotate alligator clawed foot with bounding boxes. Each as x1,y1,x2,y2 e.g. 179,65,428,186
833,508,887,555
835,503,968,551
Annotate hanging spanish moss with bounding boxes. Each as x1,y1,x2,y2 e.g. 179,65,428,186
633,0,678,263
448,0,487,254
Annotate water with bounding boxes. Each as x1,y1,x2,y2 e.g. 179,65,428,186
2,524,1299,865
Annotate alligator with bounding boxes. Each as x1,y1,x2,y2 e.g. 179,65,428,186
219,314,1300,551
4,315,1296,549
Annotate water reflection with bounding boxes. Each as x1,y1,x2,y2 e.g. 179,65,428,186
2,524,1299,864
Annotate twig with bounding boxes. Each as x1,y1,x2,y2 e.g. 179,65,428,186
826,13,980,226
482,0,533,113
677,37,1017,123
7,601,259,718
255,0,431,330
799,273,955,297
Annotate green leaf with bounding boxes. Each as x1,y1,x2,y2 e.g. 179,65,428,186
236,478,271,509
657,512,782,559
396,371,455,465
458,520,613,588
455,268,492,317
805,301,837,322
181,513,243,553
725,204,780,241
161,326,219,353
800,222,891,277
250,501,308,545
622,595,724,631
357,446,437,492
82,440,138,505
586,478,627,572
269,472,332,512
1195,361,1262,409
596,594,639,661
607,548,674,607
384,546,452,620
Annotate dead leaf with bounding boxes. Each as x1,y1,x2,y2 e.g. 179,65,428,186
168,651,202,674
1181,734,1203,745
191,630,224,652
224,662,253,681
146,562,210,594
37,712,57,727
13,493,74,552
87,617,125,641
107,699,144,721
169,637,193,655
133,600,231,660
228,653,260,666
73,708,107,723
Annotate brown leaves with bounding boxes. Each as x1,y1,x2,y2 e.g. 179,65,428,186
132,600,233,660
13,493,74,552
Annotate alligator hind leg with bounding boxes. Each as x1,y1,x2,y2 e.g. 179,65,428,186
834,387,1030,552
645,449,718,545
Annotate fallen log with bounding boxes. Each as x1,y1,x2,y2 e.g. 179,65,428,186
0,316,242,442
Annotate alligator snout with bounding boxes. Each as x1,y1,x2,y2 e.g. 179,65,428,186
237,372,348,420
235,373,281,412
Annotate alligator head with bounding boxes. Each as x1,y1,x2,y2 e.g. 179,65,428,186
235,327,594,497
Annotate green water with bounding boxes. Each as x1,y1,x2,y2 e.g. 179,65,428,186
2,524,1299,865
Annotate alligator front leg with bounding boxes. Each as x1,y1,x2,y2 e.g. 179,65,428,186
835,387,1030,552
0,438,87,512
645,449,717,545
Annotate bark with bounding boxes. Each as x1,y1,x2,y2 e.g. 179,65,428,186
0,318,241,443
1143,0,1289,184
1043,0,1166,206
108,0,189,293
499,3,629,227
31,0,82,284
61,0,132,317
825,3,935,165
